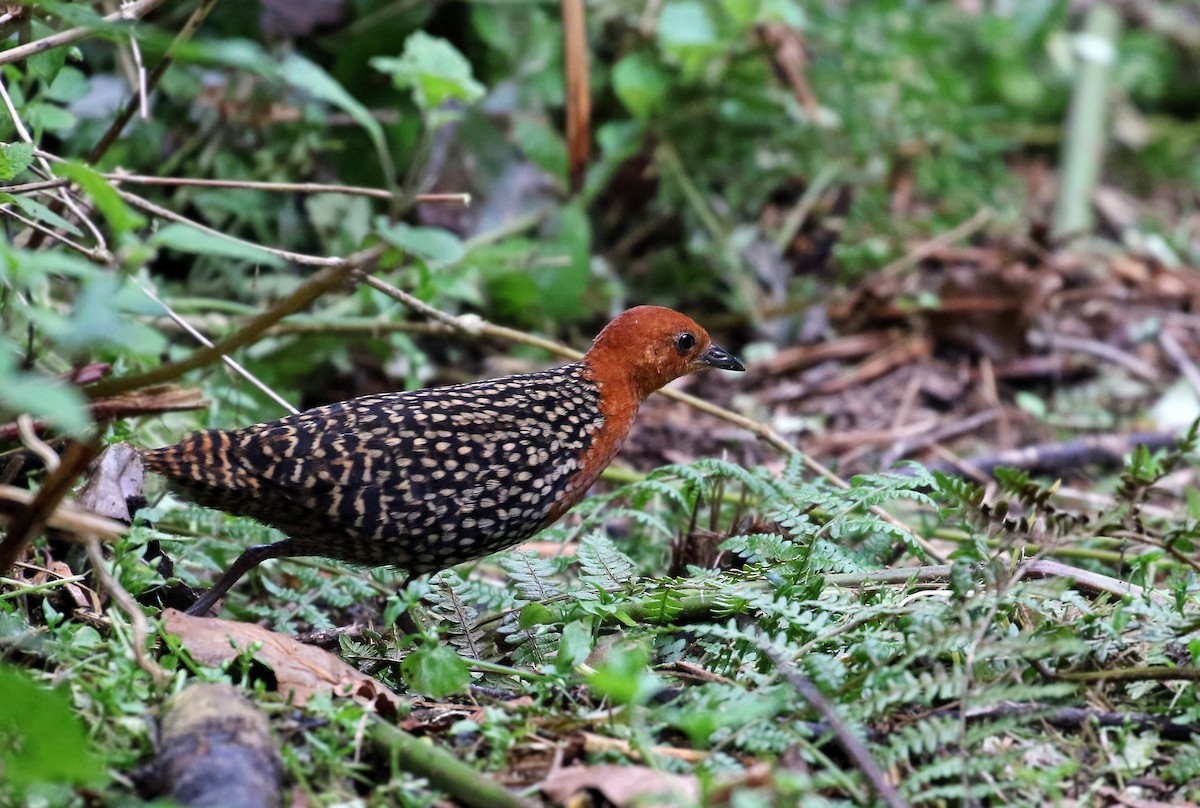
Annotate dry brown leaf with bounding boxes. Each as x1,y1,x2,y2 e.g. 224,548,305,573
162,609,401,716
77,443,144,523
541,764,700,808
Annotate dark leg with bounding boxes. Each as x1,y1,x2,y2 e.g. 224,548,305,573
184,540,297,616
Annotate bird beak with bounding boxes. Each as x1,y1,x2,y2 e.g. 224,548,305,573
697,344,745,372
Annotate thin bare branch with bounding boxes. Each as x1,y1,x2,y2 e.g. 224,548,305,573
0,0,167,67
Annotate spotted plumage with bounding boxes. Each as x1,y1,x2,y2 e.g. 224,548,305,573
142,306,744,615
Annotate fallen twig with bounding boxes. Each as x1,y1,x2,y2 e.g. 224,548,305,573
924,431,1182,477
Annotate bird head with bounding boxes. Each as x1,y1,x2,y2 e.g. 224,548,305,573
585,306,745,401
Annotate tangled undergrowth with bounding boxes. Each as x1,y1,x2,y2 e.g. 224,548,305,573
5,423,1200,805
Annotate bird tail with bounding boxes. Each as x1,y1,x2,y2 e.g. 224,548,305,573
142,430,238,489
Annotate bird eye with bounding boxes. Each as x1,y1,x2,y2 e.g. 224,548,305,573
675,332,696,354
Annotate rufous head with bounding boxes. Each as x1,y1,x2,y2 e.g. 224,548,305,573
584,305,744,400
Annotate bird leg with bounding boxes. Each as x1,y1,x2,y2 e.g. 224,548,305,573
185,540,298,616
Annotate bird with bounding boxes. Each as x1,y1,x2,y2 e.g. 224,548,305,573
143,305,745,616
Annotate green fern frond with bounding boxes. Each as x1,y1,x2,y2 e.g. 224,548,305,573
577,531,638,590
424,571,497,662
497,617,560,669
498,551,562,602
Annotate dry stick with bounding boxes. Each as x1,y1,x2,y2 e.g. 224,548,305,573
0,485,126,541
0,203,104,259
84,244,386,399
120,189,349,267
750,624,909,808
135,280,299,415
923,430,1181,478
877,206,992,279
86,0,220,165
4,175,471,206
561,0,591,194
0,77,109,255
15,416,57,470
1160,329,1200,397
0,441,99,576
0,0,166,67
84,536,167,685
1033,330,1159,383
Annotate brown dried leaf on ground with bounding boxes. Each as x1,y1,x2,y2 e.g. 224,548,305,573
162,609,401,716
77,443,144,523
541,764,700,808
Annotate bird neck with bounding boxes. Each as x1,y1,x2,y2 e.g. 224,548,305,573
582,344,663,404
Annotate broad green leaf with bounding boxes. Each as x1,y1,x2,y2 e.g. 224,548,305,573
613,53,670,120
657,1,721,79
556,621,592,674
53,162,143,235
518,602,556,629
9,195,84,237
585,643,661,706
25,102,76,133
27,20,67,85
378,222,464,265
400,645,470,698
0,142,34,182
371,32,485,111
658,1,718,48
42,274,167,356
169,38,278,76
0,665,106,792
513,117,567,185
280,54,396,185
44,67,90,104
150,223,285,267
539,200,590,321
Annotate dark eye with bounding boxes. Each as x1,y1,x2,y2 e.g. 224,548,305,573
675,332,696,354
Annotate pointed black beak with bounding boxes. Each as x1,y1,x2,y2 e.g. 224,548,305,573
698,343,745,372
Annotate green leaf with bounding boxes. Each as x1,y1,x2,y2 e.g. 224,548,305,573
378,222,464,265
518,602,556,629
26,102,76,133
8,195,84,237
658,1,718,48
44,67,90,104
279,54,396,186
586,643,661,706
53,162,143,235
150,223,285,267
38,274,166,357
172,38,279,76
27,20,67,85
513,117,567,186
612,53,670,120
400,645,471,699
657,1,721,79
0,343,91,434
1014,391,1047,420
0,665,106,793
556,621,592,674
371,32,485,112
0,142,34,182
